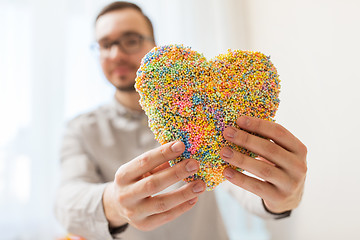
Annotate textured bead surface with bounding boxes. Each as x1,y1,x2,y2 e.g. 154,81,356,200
135,44,280,190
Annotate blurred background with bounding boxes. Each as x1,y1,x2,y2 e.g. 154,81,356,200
1,0,360,239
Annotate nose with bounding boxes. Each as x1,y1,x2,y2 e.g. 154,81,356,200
108,44,128,60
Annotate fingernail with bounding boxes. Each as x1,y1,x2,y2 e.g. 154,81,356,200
223,168,234,179
222,148,233,159
224,128,236,138
171,141,183,153
185,160,198,172
193,182,205,193
238,116,250,126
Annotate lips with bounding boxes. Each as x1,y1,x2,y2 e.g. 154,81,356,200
113,65,131,76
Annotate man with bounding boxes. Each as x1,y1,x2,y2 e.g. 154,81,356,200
55,2,307,239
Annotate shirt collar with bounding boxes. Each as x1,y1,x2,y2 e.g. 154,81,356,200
112,97,147,121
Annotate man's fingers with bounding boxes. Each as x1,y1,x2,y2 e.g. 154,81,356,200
256,156,276,166
220,147,289,186
235,116,307,156
223,167,280,202
223,126,294,169
149,162,171,175
138,197,199,231
131,158,200,199
116,141,185,184
140,180,205,216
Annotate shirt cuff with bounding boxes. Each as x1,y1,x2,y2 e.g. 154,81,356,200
261,199,292,219
109,223,129,235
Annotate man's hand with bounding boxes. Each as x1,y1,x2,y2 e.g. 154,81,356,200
103,141,206,231
220,116,307,213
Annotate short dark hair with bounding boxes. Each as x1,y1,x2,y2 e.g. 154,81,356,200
95,1,155,40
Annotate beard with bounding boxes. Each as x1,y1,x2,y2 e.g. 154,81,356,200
111,61,139,92
116,82,136,92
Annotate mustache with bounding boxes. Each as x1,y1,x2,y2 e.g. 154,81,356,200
112,60,138,70
117,84,136,92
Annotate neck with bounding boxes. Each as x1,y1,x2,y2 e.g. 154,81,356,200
115,90,142,111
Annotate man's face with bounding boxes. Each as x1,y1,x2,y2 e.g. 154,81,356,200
95,9,155,91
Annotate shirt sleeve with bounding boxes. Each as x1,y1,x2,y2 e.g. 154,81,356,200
221,181,291,220
54,118,121,240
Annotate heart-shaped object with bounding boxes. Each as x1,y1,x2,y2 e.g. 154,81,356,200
135,45,280,190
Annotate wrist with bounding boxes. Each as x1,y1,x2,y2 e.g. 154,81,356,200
103,182,128,227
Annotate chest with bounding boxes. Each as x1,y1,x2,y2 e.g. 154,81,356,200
85,121,160,182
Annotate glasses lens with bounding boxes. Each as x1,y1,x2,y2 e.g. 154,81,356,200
90,42,100,56
121,33,143,53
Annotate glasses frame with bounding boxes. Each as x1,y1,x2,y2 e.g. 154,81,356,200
91,32,154,57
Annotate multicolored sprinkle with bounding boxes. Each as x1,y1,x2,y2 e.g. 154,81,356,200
135,44,280,190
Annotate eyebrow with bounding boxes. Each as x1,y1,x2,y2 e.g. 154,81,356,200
97,31,142,43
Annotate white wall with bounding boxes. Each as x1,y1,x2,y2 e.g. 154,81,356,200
243,1,360,239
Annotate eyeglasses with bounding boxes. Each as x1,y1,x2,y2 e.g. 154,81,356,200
91,32,154,57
